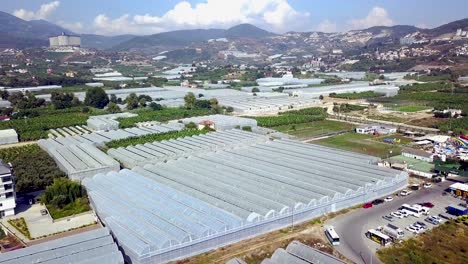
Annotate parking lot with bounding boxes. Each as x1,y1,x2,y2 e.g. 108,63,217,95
327,178,467,264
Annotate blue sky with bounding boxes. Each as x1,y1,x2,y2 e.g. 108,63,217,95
2,0,468,35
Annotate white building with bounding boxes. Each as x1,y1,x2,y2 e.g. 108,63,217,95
0,161,16,217
402,147,433,162
356,124,397,135
49,33,81,47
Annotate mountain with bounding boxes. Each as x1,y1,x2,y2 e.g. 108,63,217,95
225,23,276,38
81,34,136,50
423,18,468,37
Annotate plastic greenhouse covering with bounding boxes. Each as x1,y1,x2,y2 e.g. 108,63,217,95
0,228,124,264
83,132,407,264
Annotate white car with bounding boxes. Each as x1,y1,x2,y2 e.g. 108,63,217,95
398,210,410,218
400,190,412,196
406,225,420,234
423,182,432,188
384,196,394,202
391,211,404,218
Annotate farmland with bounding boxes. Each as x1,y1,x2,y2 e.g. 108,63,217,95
272,120,355,138
330,91,384,99
391,105,431,112
105,128,210,149
314,132,402,158
253,107,327,127
117,108,212,128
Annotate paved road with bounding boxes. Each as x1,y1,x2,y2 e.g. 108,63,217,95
327,179,463,264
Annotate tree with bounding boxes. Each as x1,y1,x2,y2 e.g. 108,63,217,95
319,95,324,100
139,98,147,108
84,87,109,109
41,178,86,209
0,90,9,100
109,94,118,103
252,87,260,93
379,75,385,80
209,98,222,114
184,92,196,109
149,102,163,111
51,92,75,109
226,106,234,113
106,102,121,113
125,93,139,110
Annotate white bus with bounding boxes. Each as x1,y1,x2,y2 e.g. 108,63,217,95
325,226,340,246
400,204,428,218
366,229,392,246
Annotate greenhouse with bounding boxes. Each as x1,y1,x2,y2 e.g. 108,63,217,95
175,115,258,131
0,228,124,264
108,130,267,168
217,96,321,114
84,135,407,264
86,112,137,131
260,241,346,264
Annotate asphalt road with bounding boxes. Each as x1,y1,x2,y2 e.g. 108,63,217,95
327,179,464,264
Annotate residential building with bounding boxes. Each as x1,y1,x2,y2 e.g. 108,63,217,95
0,161,15,218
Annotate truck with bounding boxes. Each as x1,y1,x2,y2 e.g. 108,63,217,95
447,205,468,216
377,224,405,240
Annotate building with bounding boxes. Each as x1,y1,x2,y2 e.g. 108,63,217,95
0,129,18,145
448,182,468,198
0,161,15,218
402,147,433,162
49,32,81,47
0,228,124,263
356,125,397,135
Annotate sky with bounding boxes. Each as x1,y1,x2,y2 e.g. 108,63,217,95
1,0,468,35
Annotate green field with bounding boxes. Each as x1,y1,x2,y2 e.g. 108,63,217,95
314,132,402,158
392,105,431,112
272,120,355,138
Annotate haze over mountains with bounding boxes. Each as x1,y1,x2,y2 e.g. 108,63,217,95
0,10,467,52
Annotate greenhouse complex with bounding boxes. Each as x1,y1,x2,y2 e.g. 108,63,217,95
83,130,408,264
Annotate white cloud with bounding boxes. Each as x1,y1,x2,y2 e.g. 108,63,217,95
348,6,393,30
14,1,60,21
58,21,84,32
91,0,309,35
316,20,337,33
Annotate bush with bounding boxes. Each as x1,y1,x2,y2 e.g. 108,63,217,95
84,87,109,109
8,218,31,239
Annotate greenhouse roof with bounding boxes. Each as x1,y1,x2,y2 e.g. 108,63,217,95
0,228,124,264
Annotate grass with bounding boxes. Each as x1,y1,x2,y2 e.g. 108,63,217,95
272,120,355,138
377,221,468,264
389,155,434,173
392,105,431,112
7,218,31,239
46,197,91,220
314,132,402,158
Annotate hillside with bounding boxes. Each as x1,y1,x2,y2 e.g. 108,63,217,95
81,34,136,50
225,23,276,38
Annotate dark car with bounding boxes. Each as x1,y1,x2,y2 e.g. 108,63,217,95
372,199,384,205
363,203,373,209
382,215,394,222
419,202,435,208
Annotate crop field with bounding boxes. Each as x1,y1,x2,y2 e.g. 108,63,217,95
377,220,468,264
117,108,212,128
272,120,355,138
253,107,327,128
314,132,402,158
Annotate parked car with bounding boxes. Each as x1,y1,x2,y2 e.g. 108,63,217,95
372,199,384,205
398,210,410,218
418,202,435,208
415,221,427,229
400,190,412,196
391,211,404,218
406,225,419,234
363,203,373,209
382,215,395,222
425,215,442,224
40,209,48,216
439,213,454,220
384,196,394,202
423,182,432,188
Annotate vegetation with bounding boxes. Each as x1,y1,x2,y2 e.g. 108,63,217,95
394,92,468,112
0,144,65,193
253,107,327,127
272,120,355,138
330,91,384,99
438,117,468,134
105,128,211,149
392,105,431,112
117,108,211,128
333,103,366,113
398,82,452,94
50,91,80,109
315,132,402,158
377,221,468,264
8,218,31,240
84,87,109,109
42,178,90,220
184,92,197,109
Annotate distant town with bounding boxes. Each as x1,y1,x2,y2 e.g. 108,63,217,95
0,5,467,264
